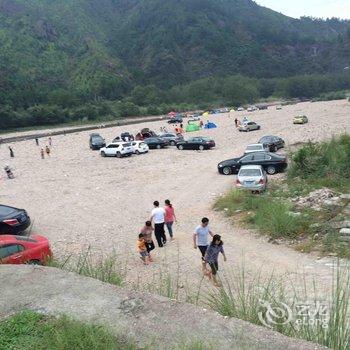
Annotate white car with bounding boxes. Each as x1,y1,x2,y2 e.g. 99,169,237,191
100,142,133,158
237,107,245,112
130,141,149,154
244,143,269,154
236,165,267,193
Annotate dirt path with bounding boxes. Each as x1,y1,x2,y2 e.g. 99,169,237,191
1,100,349,294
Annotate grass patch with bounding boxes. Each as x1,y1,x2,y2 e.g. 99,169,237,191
0,310,135,350
47,248,125,287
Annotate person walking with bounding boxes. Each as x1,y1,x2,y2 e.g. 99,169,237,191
35,138,39,146
150,201,166,247
204,234,227,287
164,199,176,241
40,148,45,159
45,145,51,156
234,118,238,127
8,146,14,158
141,221,155,262
48,137,52,146
137,233,150,265
193,217,214,272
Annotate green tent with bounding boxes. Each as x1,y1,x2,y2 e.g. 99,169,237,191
186,124,200,132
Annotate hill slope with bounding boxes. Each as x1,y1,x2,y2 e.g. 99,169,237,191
0,0,349,108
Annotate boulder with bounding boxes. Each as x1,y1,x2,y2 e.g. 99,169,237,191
339,228,350,236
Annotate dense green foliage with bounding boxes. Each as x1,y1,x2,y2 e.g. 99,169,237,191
0,310,135,350
289,134,350,187
0,0,349,129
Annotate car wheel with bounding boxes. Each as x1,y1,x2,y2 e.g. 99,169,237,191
28,260,41,265
199,145,204,151
222,167,232,175
258,126,261,130
116,152,122,158
178,145,184,150
135,150,140,155
156,144,161,149
267,165,276,175
101,151,106,157
247,128,250,132
170,140,176,146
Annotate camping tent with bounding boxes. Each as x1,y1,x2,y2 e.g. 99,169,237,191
186,124,200,132
204,122,217,129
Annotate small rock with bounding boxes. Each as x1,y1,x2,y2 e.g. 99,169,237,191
340,194,350,200
224,208,228,211
340,228,350,236
235,210,242,213
288,211,302,217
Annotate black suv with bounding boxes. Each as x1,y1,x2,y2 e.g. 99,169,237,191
89,133,106,150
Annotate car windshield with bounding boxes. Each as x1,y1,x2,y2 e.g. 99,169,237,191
201,137,211,141
122,143,131,147
247,145,262,151
0,205,16,216
239,169,262,177
139,143,146,147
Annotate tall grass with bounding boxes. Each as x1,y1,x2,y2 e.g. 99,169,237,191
47,248,125,287
207,262,350,350
288,134,350,191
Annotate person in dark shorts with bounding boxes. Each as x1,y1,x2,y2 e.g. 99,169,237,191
150,201,166,247
141,221,155,262
205,234,226,287
193,217,214,272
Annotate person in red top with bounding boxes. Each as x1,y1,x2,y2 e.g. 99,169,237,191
164,199,177,241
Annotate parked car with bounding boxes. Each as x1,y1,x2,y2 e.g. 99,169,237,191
135,128,157,140
120,132,134,141
218,152,287,175
158,133,184,146
236,165,267,193
276,105,282,110
247,106,257,112
0,234,52,265
0,205,31,235
168,116,183,124
258,135,285,152
237,107,245,112
244,143,269,154
238,122,261,132
130,141,149,154
144,137,169,149
176,136,215,150
89,133,106,150
100,142,133,158
293,115,308,124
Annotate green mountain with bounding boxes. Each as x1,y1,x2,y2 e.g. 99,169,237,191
0,0,349,122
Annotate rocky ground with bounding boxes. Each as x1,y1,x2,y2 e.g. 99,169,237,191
0,99,349,295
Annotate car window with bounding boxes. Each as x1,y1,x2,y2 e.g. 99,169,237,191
108,145,117,148
239,169,262,177
253,153,266,161
240,154,254,162
139,142,146,147
122,143,131,147
0,244,24,259
0,205,16,216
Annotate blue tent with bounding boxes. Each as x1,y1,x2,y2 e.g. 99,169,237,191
204,122,217,129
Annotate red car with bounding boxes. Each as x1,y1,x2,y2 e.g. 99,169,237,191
0,235,52,265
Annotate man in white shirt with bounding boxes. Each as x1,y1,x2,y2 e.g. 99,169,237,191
150,201,166,247
193,217,214,271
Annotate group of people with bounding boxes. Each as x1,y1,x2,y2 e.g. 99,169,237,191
137,199,177,263
136,202,227,287
36,137,52,159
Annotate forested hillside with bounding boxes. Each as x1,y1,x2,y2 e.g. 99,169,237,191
0,0,349,129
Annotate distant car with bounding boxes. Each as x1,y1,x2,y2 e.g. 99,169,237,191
100,142,133,158
144,137,169,149
236,165,267,193
244,143,269,154
176,136,215,150
158,133,184,146
237,107,245,112
293,115,308,124
238,122,261,132
0,234,52,265
120,132,134,141
247,106,257,112
89,133,106,150
258,135,285,152
218,152,287,175
130,141,149,154
0,205,31,235
135,128,157,141
168,116,183,124
276,105,282,110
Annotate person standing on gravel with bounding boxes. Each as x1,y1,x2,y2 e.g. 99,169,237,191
164,199,176,241
193,217,214,272
150,201,166,247
141,221,155,262
8,146,14,158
